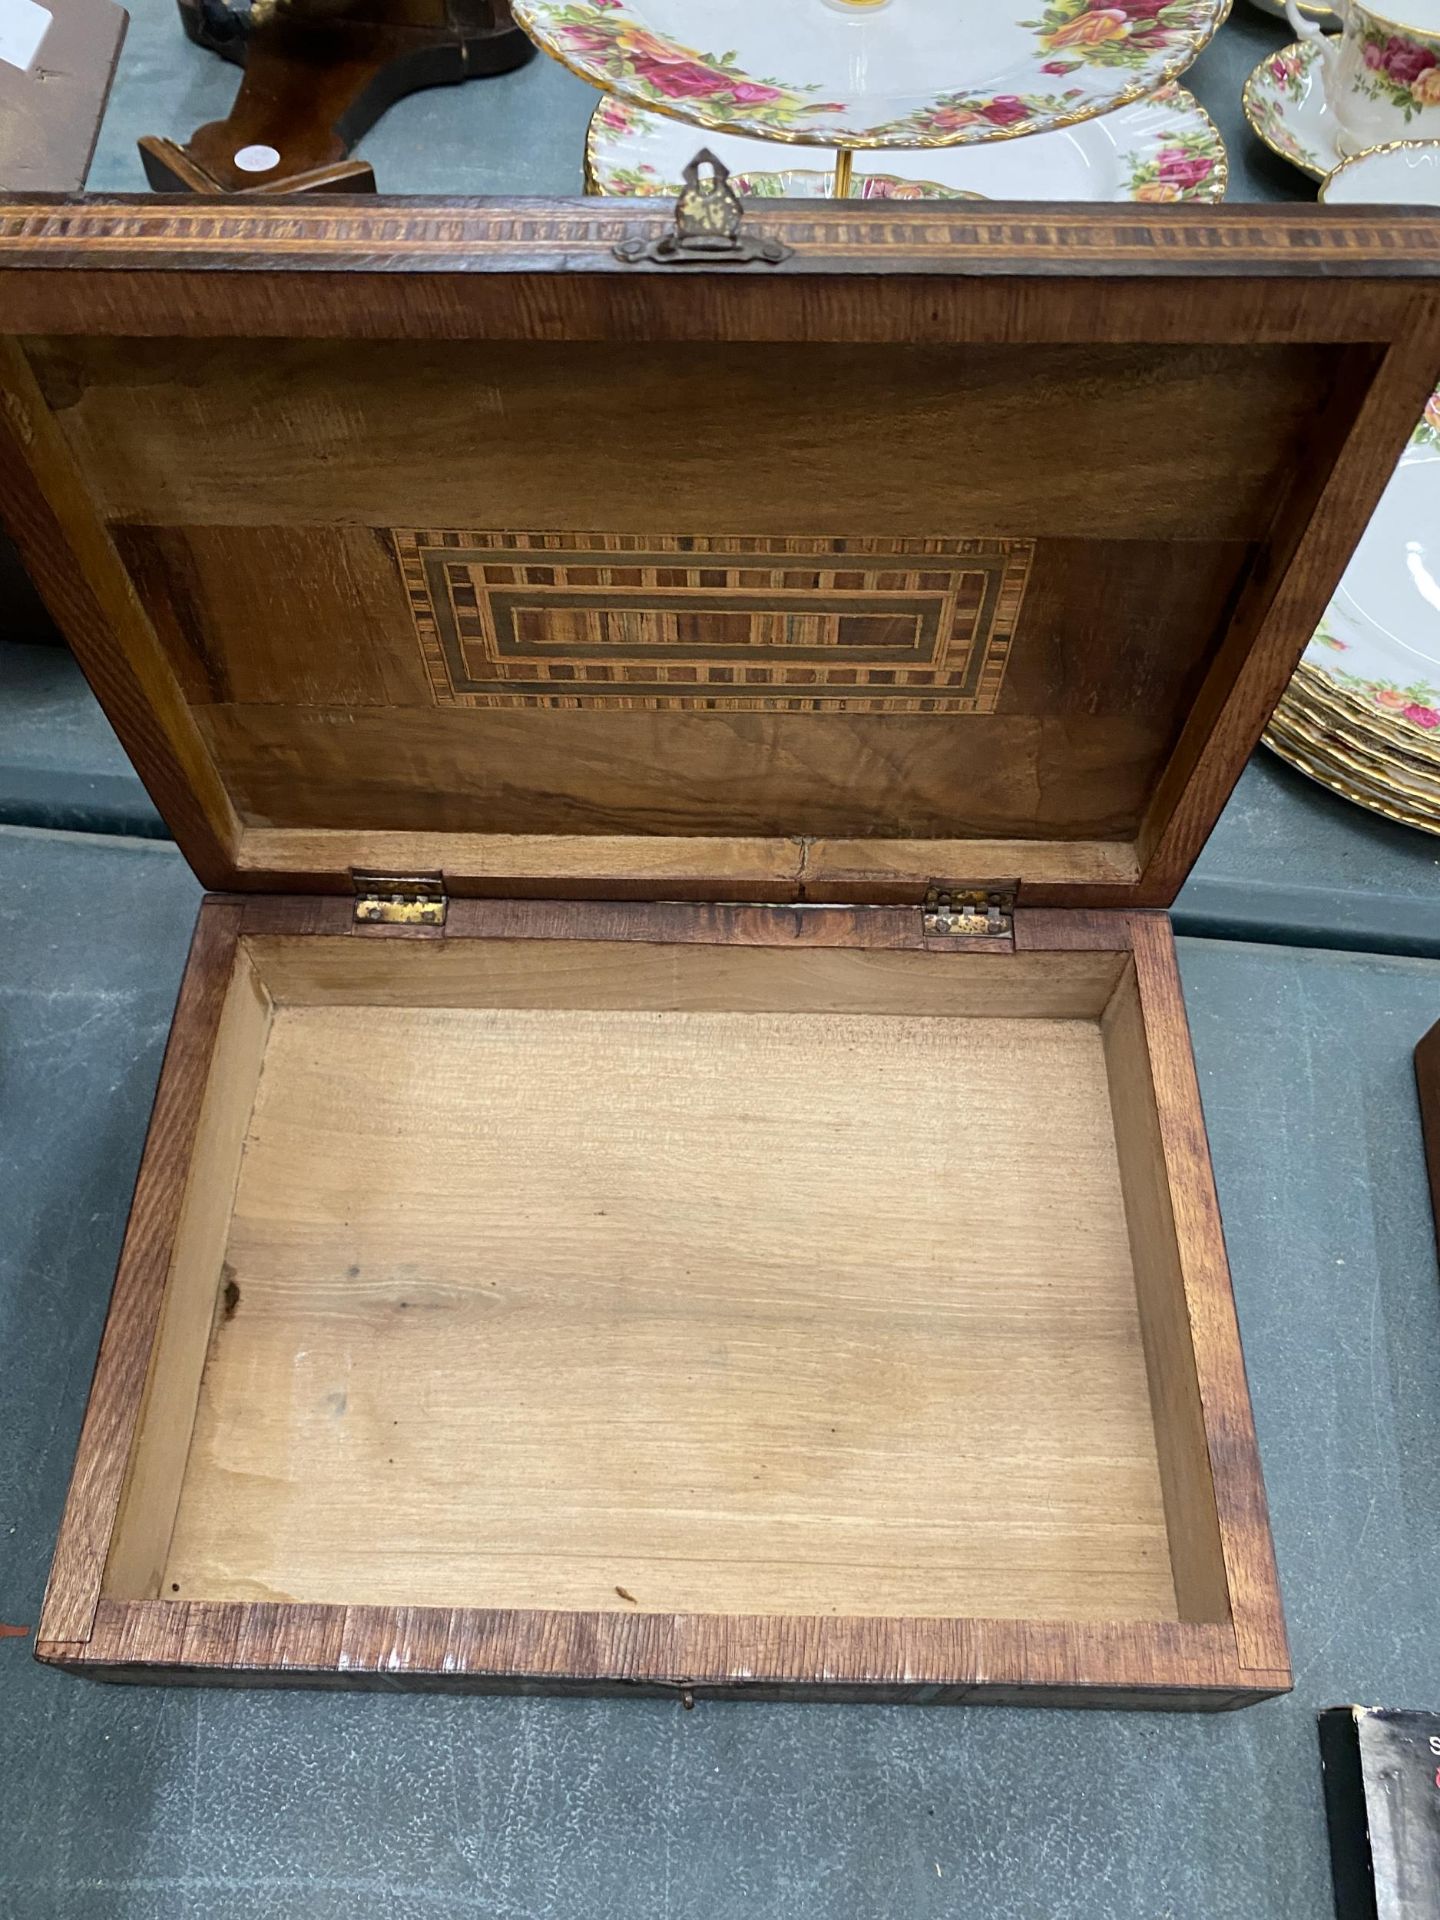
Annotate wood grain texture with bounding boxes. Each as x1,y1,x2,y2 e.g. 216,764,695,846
37,340,1317,539
44,1600,1288,1707
37,338,1288,869
41,899,1285,1699
245,934,1127,1017
1131,336,1440,906
156,994,1175,1622
1125,914,1289,1677
226,895,1117,952
3,206,1439,905
101,946,273,1602
37,902,244,1646
1102,963,1229,1623
0,200,1437,310
189,704,1189,845
229,830,1137,901
0,340,238,887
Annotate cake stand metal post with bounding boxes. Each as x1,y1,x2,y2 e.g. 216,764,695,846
832,147,853,198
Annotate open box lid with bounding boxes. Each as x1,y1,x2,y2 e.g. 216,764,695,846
2,196,1438,908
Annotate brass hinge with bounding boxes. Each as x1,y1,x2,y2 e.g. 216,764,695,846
352,872,448,926
922,885,1016,938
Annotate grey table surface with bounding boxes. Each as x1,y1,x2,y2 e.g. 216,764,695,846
6,8,1440,1918
3,821,1440,1920
6,637,1440,953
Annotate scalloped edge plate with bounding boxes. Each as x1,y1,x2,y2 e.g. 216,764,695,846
1241,35,1340,180
586,84,1229,201
516,0,1232,150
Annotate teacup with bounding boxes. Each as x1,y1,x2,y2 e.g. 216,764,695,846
1285,0,1440,156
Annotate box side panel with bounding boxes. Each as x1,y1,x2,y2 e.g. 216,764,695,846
37,901,245,1646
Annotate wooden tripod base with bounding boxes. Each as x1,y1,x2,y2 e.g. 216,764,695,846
140,0,533,195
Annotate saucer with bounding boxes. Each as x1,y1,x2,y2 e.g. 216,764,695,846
1242,37,1340,180
587,85,1229,201
1321,138,1440,203
514,0,1232,150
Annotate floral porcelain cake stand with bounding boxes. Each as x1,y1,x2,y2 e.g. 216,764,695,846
587,85,1229,201
512,0,1233,193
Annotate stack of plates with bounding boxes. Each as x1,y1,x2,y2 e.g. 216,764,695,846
1265,391,1440,834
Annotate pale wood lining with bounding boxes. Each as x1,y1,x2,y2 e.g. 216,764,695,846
159,995,1176,1620
101,944,273,1599
1100,964,1229,1624
100,934,1218,1627
250,937,1130,1018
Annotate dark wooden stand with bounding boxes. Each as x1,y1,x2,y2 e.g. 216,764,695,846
1415,1020,1440,1256
139,0,532,195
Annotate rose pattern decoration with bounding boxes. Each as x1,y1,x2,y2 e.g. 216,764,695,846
1242,42,1327,176
1121,119,1224,199
542,1,846,131
588,86,1225,204
1298,390,1440,741
873,87,1086,143
1025,0,1220,74
521,0,1226,144
1308,630,1440,734
1264,47,1310,103
1356,23,1440,118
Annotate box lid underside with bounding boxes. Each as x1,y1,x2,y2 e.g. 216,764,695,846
3,197,1438,906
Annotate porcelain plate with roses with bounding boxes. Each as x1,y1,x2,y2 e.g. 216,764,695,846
1297,393,1440,747
512,0,1232,147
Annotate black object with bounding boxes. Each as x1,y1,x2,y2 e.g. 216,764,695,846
139,0,531,195
1320,1708,1440,1920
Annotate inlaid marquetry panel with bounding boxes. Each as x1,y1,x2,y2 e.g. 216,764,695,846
396,530,1033,712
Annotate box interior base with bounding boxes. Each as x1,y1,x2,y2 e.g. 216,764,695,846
103,935,1228,1628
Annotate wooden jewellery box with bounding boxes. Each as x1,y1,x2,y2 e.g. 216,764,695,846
5,197,1439,1706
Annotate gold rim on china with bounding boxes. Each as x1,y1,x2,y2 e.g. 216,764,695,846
517,0,1235,153
1241,38,1330,181
583,87,1229,201
1264,731,1440,831
1274,682,1440,789
1320,135,1440,200
1273,708,1440,806
1284,660,1440,767
1265,696,1440,833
